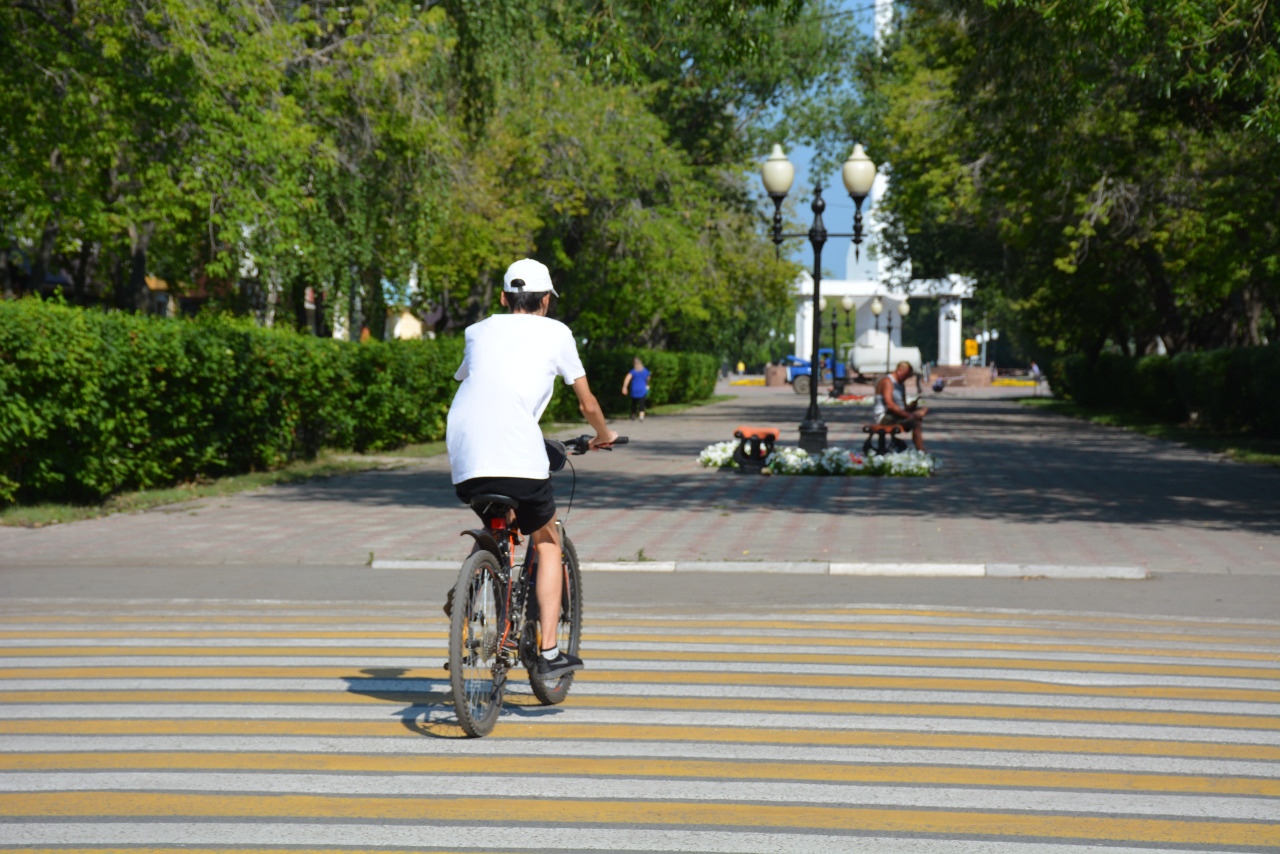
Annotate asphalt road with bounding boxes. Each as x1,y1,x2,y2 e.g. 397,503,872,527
3,563,1280,621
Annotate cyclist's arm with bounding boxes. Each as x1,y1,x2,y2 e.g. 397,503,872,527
571,375,617,448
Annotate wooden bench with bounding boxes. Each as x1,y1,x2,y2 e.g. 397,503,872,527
862,423,908,455
733,425,780,471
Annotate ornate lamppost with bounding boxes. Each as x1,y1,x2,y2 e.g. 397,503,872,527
887,297,910,371
763,143,877,452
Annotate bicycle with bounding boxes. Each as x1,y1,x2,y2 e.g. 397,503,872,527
448,434,627,737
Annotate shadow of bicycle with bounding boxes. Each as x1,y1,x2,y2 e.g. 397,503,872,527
342,667,566,739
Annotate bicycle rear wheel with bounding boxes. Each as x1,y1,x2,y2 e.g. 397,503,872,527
449,549,505,737
526,533,583,705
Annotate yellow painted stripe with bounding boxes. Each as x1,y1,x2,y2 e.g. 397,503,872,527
1,793,1277,845
5,628,1277,659
801,607,1280,632
3,718,1278,760
0,689,1275,729
2,665,1276,702
4,645,1276,679
4,751,1276,796
0,630,450,640
5,617,1274,645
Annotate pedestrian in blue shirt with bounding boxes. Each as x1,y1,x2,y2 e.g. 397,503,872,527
622,357,651,421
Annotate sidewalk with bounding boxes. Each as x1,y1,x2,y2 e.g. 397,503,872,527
2,382,1277,575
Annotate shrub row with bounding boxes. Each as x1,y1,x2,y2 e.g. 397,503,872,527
0,300,464,505
542,348,719,423
0,300,718,506
1048,344,1280,435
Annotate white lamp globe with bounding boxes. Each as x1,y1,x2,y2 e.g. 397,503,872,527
841,144,877,199
761,144,796,197
870,295,883,317
898,298,911,317
841,295,855,312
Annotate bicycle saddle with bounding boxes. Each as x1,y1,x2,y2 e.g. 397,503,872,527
469,493,520,512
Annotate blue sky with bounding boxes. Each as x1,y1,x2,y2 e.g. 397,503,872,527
763,0,879,281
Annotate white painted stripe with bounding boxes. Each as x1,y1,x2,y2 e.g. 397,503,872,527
363,560,1148,578
6,624,1277,653
7,598,1274,628
3,771,1273,820
673,561,828,574
832,562,985,577
0,705,1275,743
1,658,1272,689
0,823,1194,853
584,561,677,572
2,647,1269,676
369,559,457,570
6,735,1276,778
987,563,1149,580
5,678,1277,716
2,660,1269,686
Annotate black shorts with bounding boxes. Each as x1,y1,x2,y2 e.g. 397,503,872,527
455,476,556,535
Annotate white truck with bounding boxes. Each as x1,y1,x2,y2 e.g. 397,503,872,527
842,329,922,380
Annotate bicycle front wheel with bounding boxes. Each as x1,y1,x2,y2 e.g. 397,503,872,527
527,534,583,705
449,550,505,737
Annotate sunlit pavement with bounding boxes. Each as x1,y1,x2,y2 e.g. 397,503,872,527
2,381,1277,575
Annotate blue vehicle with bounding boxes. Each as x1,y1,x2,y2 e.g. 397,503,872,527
782,349,846,395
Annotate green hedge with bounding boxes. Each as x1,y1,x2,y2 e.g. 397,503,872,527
542,348,719,423
1048,343,1280,435
0,300,719,506
0,300,462,506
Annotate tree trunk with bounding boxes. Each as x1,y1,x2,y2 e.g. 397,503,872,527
29,217,59,297
72,240,99,306
1141,246,1186,353
363,267,386,340
124,223,154,312
1,245,13,300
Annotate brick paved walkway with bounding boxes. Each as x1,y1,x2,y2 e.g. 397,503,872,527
2,383,1277,574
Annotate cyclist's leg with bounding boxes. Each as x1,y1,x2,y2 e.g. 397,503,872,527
529,519,562,649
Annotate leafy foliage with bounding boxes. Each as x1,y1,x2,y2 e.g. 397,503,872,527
1,0,869,366
0,299,461,505
1048,344,1280,435
861,0,1279,360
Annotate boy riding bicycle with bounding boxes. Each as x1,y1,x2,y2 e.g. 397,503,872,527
446,258,617,680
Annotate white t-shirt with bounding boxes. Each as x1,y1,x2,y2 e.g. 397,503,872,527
446,313,586,483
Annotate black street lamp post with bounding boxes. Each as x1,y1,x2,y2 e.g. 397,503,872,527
763,144,877,453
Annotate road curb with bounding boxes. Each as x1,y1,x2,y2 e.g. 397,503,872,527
371,558,1149,579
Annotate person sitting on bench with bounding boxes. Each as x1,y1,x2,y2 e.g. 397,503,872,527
874,361,929,452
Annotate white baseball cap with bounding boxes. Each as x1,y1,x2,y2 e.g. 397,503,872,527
503,258,559,296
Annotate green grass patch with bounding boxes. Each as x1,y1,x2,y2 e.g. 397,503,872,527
364,440,448,459
1022,398,1280,466
0,452,417,528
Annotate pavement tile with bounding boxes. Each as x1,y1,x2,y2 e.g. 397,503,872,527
1,382,1278,575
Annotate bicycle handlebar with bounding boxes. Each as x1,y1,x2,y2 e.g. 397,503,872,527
565,435,629,455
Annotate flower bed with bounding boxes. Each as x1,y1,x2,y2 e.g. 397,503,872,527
819,394,872,406
697,441,939,476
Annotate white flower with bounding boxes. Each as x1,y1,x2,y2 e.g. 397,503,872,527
697,440,740,469
697,441,939,477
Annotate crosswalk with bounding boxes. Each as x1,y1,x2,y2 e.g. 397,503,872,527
1,596,1278,852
